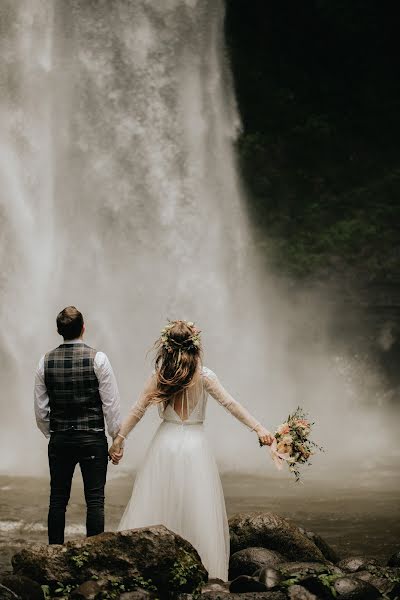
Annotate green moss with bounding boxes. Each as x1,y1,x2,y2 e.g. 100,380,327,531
168,548,205,596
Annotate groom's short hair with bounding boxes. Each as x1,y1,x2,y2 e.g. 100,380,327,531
57,306,84,340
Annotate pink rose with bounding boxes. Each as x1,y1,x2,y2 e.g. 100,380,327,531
277,422,290,435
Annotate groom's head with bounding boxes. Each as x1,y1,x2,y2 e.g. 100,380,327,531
57,306,85,340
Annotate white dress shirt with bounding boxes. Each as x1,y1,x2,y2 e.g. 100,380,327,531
34,339,121,439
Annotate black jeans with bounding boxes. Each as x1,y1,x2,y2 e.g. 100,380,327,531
48,430,108,544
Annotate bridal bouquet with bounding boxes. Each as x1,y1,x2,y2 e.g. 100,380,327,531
262,407,323,482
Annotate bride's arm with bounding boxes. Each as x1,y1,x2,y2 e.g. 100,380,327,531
110,375,156,456
203,368,273,445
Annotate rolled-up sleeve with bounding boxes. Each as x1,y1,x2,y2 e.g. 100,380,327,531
94,352,121,439
34,356,50,438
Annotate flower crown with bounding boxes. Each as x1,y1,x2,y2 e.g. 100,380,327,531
160,320,201,353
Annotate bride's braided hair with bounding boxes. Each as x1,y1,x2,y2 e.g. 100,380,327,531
148,320,202,405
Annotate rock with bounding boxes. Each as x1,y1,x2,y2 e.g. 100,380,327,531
12,525,207,596
201,578,230,593
229,547,284,579
229,513,326,562
120,591,155,600
302,530,340,564
278,561,335,579
333,576,380,599
388,581,400,599
353,567,400,597
388,550,400,567
258,567,281,589
296,576,335,599
197,593,286,600
70,580,105,599
0,575,43,600
337,557,377,573
288,585,318,600
0,584,20,600
229,575,268,592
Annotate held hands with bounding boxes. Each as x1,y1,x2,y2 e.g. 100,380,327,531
109,434,125,465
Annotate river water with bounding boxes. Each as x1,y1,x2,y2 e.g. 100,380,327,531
1,470,399,574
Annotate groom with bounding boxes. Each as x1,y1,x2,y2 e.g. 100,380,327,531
34,306,123,544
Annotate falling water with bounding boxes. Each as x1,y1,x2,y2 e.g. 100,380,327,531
0,0,398,476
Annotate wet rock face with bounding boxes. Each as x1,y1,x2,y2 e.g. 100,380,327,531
0,583,19,600
229,547,285,580
337,557,378,573
70,580,106,599
333,576,381,599
258,567,282,589
191,593,287,600
11,525,207,597
229,575,267,592
0,575,43,600
288,585,319,600
278,561,337,578
388,550,400,567
353,566,400,597
229,513,326,562
119,592,155,600
300,529,340,564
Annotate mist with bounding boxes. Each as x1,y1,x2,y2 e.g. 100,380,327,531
0,0,398,481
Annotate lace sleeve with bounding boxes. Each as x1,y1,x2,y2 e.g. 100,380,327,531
202,367,269,436
118,375,156,438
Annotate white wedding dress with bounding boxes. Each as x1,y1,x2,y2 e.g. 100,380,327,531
117,366,268,581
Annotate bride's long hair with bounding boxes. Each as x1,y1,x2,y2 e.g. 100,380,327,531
147,320,202,405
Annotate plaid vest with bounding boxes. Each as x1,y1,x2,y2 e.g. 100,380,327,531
44,343,104,432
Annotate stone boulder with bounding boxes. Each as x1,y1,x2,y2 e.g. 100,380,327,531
0,576,43,600
119,592,155,600
388,550,400,567
337,557,378,573
229,547,284,580
70,580,107,599
300,529,340,563
193,593,286,600
229,513,326,562
201,579,230,593
12,525,207,597
258,567,281,589
278,561,338,579
0,584,19,600
354,567,400,597
288,585,318,600
229,575,267,592
333,576,381,599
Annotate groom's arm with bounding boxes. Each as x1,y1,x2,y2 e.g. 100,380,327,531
94,352,121,440
34,356,51,438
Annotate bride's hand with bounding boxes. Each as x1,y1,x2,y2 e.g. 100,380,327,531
109,441,124,465
258,431,274,446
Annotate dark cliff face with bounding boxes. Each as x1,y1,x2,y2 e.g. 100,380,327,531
224,1,400,389
224,0,400,284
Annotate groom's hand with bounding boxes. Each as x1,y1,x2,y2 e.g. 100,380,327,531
111,448,124,465
109,441,124,465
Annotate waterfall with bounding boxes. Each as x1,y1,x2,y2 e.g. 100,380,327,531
0,0,396,475
0,0,267,472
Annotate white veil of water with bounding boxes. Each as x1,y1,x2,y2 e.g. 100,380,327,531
0,0,397,477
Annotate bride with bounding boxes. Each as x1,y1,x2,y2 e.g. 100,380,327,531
109,320,273,581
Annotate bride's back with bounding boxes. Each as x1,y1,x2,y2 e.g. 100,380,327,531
158,366,210,424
